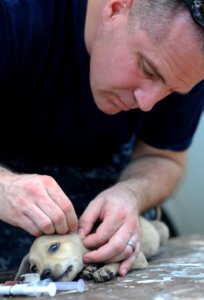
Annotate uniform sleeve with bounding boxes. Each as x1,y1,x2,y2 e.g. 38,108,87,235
137,80,204,151
0,0,13,94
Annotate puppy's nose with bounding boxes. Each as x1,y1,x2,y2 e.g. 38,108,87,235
40,268,52,280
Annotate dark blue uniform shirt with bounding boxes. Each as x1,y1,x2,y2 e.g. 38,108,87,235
0,0,203,166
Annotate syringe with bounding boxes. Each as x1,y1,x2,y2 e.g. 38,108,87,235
0,282,56,297
55,279,85,292
0,274,85,296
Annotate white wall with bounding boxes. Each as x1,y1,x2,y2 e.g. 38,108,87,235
163,112,204,235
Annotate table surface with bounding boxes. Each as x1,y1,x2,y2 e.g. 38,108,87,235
1,234,204,299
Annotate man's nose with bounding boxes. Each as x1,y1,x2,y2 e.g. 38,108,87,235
133,85,168,112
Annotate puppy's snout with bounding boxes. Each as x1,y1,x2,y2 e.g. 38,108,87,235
40,268,52,280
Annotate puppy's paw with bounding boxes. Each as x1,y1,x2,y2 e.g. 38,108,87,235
82,264,99,280
93,264,118,282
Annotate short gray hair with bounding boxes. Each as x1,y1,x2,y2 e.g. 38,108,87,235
128,0,204,52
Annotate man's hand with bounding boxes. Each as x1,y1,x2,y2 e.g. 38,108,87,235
78,183,141,276
0,172,78,236
78,141,187,276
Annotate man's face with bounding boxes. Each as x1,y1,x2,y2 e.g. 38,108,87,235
89,8,204,115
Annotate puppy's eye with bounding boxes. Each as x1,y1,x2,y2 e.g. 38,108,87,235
48,242,60,253
30,265,38,273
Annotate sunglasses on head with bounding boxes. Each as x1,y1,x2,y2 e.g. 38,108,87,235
183,0,204,29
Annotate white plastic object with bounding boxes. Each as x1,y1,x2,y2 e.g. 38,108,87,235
55,279,85,292
0,282,56,297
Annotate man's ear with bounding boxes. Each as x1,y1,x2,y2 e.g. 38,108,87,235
15,254,31,281
103,0,133,20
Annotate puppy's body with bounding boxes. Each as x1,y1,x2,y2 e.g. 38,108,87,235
15,216,169,282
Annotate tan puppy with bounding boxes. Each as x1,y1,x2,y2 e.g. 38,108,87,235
15,216,169,282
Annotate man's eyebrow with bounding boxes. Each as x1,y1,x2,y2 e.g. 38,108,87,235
142,55,192,95
143,55,166,84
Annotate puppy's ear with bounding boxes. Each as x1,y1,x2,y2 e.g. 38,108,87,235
15,254,30,281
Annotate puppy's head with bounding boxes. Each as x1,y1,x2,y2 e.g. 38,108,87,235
15,233,87,282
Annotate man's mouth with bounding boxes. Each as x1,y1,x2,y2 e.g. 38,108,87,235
111,97,130,111
110,94,139,111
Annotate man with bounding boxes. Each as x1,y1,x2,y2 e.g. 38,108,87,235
0,0,204,275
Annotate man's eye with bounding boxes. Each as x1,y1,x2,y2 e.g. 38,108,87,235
48,243,60,253
142,60,157,80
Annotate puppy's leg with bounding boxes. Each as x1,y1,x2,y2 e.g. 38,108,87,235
82,264,119,282
82,251,148,282
82,264,99,280
150,220,169,245
92,251,148,282
92,263,119,282
130,251,148,270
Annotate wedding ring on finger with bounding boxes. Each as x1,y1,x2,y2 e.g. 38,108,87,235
127,240,136,252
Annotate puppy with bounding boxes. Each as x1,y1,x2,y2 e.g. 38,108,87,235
15,216,169,282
